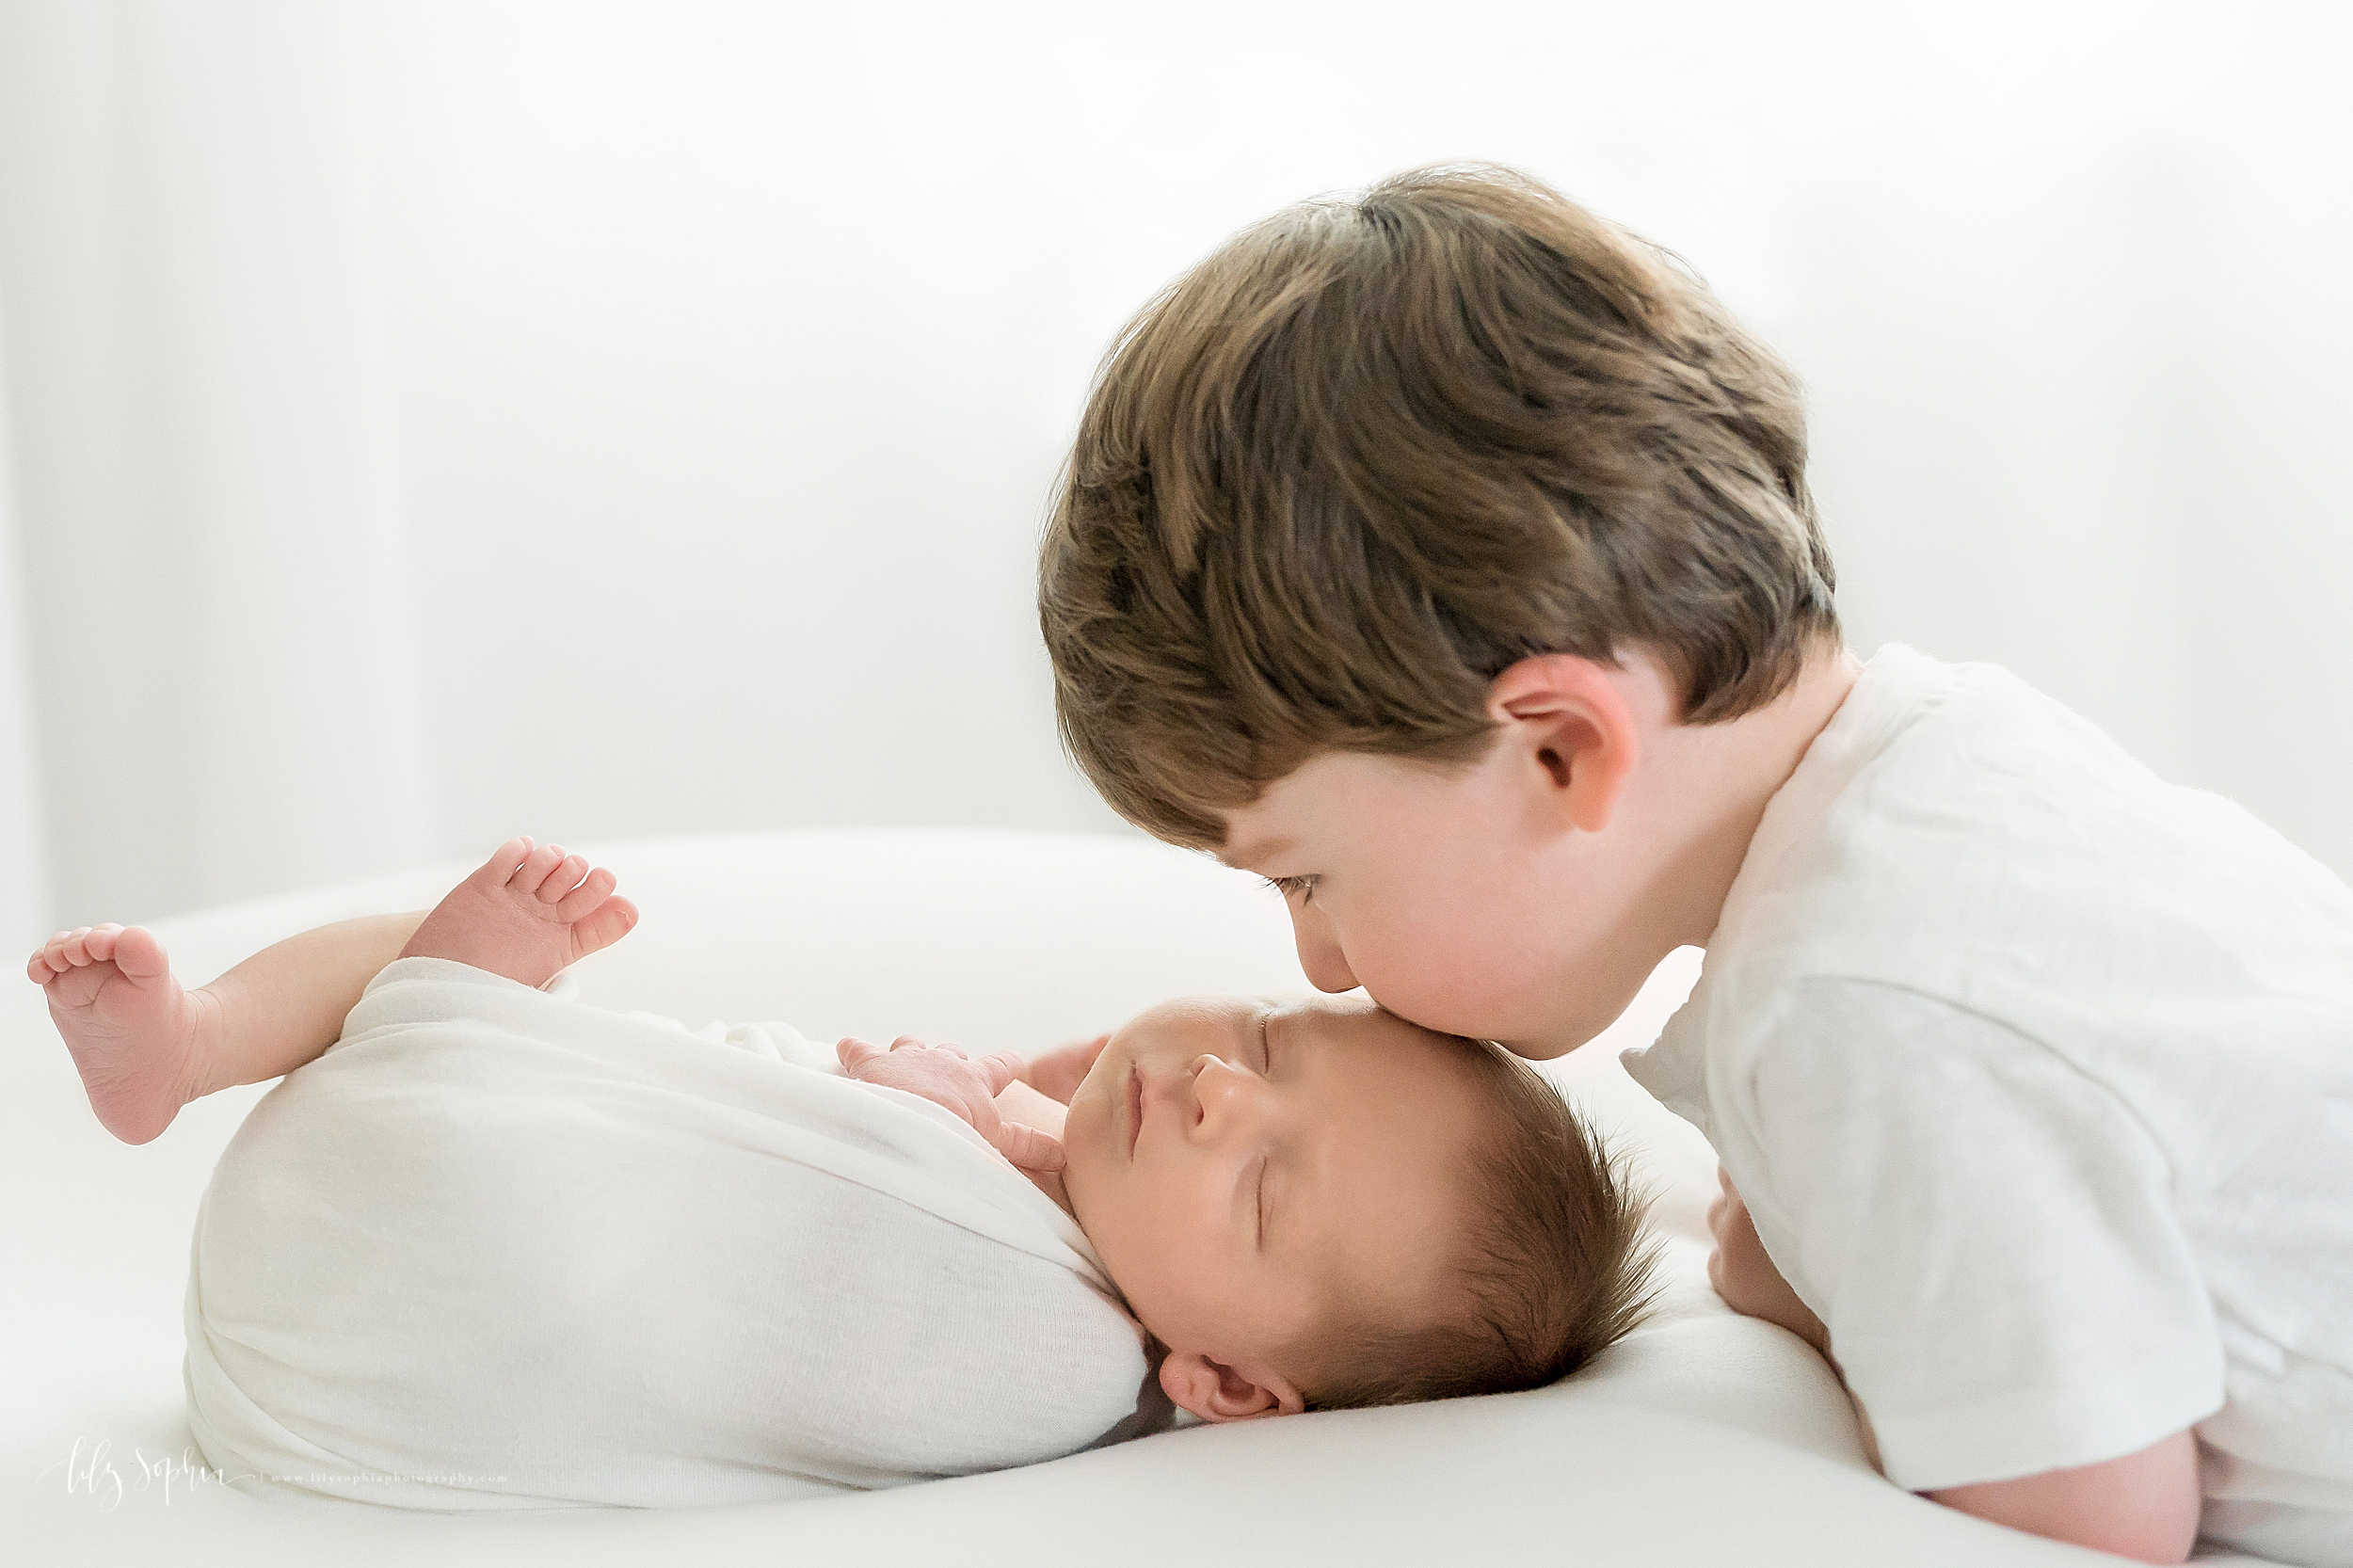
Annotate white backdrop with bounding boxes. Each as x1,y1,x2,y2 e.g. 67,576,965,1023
0,0,2346,942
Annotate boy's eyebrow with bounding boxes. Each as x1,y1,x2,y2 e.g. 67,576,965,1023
1218,833,1292,870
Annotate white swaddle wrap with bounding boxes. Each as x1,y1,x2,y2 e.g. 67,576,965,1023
184,956,1165,1510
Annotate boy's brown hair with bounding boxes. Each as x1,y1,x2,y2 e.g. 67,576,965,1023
1040,162,1839,848
1303,1038,1657,1411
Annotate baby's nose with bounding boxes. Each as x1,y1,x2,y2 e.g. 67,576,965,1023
1189,1052,1246,1087
1188,1054,1265,1129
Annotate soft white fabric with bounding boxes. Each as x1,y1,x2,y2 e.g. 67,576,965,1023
10,829,2275,1565
1624,646,2353,1564
184,953,1164,1510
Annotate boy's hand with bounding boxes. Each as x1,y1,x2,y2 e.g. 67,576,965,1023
1022,1032,1111,1104
1706,1165,1830,1357
836,1034,1067,1175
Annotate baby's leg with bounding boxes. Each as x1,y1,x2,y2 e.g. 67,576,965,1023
29,911,426,1145
29,836,634,1144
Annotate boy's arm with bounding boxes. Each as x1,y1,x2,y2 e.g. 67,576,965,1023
194,912,429,1095
1929,1433,2201,1564
1706,1164,1829,1355
1709,1165,2200,1562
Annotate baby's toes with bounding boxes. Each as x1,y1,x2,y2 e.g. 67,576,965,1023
536,853,589,904
567,894,638,960
110,925,168,980
507,841,568,897
481,835,536,887
552,864,616,920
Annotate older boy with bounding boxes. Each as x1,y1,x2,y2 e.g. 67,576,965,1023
1040,164,2353,1564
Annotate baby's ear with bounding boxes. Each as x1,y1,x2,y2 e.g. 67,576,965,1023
1158,1352,1306,1422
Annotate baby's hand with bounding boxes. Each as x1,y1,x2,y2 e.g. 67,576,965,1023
836,1035,1067,1175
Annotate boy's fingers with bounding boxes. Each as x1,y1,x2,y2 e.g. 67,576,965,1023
837,1036,881,1070
993,1121,1066,1174
978,1051,1025,1093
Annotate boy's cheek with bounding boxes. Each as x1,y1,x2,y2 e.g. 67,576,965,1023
1383,925,1584,1045
1320,873,1557,1034
1348,936,1518,1039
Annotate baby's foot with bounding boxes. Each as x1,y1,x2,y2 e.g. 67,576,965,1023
397,836,638,990
28,923,218,1144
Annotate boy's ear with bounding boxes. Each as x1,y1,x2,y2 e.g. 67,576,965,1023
1158,1352,1306,1422
1485,655,1641,834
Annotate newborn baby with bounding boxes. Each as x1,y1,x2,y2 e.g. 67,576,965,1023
32,838,1653,1455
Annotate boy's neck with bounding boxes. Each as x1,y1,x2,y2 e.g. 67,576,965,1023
1638,640,1864,952
1509,639,1864,1057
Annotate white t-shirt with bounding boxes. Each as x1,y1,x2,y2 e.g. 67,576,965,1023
1621,645,2353,1566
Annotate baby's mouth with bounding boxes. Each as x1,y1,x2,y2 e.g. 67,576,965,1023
1125,1064,1143,1160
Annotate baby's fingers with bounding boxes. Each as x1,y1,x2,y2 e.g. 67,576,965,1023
977,1050,1026,1094
993,1121,1066,1174
837,1036,884,1074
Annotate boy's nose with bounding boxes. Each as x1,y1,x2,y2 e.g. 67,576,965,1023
1289,906,1357,993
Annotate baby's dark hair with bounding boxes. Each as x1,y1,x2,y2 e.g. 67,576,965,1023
1298,1038,1657,1411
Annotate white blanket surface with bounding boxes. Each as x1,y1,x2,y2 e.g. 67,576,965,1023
184,956,1164,1510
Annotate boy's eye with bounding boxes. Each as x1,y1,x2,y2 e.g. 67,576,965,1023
1261,874,1318,904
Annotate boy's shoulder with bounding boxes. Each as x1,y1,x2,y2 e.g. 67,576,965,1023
1722,643,2353,986
1635,644,2353,1114
1621,649,2353,1515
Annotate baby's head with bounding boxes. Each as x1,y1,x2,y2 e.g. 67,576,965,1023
1059,993,1653,1420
